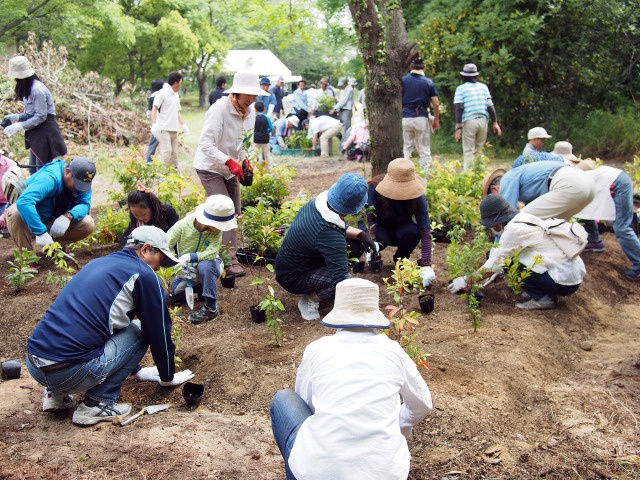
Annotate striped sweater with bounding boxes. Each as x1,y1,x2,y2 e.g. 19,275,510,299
167,213,221,262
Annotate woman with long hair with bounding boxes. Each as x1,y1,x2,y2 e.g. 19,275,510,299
2,56,67,174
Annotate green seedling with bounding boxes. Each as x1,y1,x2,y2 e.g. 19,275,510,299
503,253,543,296
5,248,40,291
42,242,75,274
259,284,285,347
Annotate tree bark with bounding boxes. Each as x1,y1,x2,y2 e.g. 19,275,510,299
347,0,417,176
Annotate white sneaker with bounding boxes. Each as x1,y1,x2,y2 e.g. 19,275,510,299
515,294,557,310
298,295,320,321
42,389,76,412
72,401,132,426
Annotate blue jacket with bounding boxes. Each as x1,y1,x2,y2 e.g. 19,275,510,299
27,248,176,382
16,159,92,235
401,73,438,118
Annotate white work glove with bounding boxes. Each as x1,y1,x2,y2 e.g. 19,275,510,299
159,369,195,387
448,276,467,294
3,122,24,137
374,241,385,253
50,215,71,238
4,114,20,123
35,232,54,247
178,254,192,268
135,366,160,382
150,124,159,137
182,123,190,135
420,266,436,288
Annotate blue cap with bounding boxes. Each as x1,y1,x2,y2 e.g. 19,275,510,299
327,173,368,215
259,77,271,85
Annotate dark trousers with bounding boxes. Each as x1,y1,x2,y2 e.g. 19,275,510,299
523,271,581,300
374,222,420,262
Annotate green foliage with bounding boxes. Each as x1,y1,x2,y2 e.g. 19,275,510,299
88,205,130,245
45,271,72,288
42,242,75,274
625,155,640,192
286,132,313,149
241,164,295,207
169,306,189,366
240,201,285,253
5,248,40,291
504,253,542,297
316,95,336,112
156,265,182,296
259,284,285,347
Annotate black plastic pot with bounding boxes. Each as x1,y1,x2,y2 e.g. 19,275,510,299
1,359,21,380
352,261,365,273
419,293,435,314
182,382,205,407
236,248,277,267
369,259,383,273
473,290,485,303
250,305,267,323
221,275,235,289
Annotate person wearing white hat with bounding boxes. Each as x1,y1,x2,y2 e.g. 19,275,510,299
194,70,268,277
453,63,502,171
269,278,433,480
330,76,354,135
271,115,300,151
2,56,67,174
523,127,552,157
168,195,238,324
551,141,578,163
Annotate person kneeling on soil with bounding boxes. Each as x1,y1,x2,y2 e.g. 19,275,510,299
448,194,586,310
275,173,378,321
5,157,96,262
168,195,237,324
25,226,194,426
270,278,433,480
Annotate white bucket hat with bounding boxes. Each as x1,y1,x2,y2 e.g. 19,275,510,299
551,141,578,162
321,278,391,329
195,195,238,232
7,56,35,79
224,71,270,97
348,77,358,86
527,127,552,140
286,116,300,128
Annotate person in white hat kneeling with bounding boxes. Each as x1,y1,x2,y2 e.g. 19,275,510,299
269,278,433,480
168,195,238,324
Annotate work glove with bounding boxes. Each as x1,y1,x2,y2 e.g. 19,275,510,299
135,366,160,382
448,276,467,294
35,232,54,247
374,241,385,252
3,114,20,125
225,158,244,181
357,231,377,253
420,266,436,288
3,122,24,137
150,124,159,137
182,123,190,135
159,369,195,387
178,253,192,268
50,215,71,238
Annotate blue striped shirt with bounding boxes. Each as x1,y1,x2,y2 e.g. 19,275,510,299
453,82,493,123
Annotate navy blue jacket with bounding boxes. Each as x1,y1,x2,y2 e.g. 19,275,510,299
401,73,438,118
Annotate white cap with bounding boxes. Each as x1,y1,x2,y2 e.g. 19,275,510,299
527,127,552,140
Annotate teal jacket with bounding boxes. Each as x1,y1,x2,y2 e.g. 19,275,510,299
16,159,92,235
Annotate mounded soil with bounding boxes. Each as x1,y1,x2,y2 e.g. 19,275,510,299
1,157,639,480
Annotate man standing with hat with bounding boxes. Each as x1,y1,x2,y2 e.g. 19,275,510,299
257,77,277,117
168,195,238,324
269,76,286,118
194,70,269,277
453,63,502,171
26,225,194,426
5,157,96,256
401,57,440,170
269,278,433,479
523,127,553,157
318,77,336,99
275,173,377,321
330,77,354,135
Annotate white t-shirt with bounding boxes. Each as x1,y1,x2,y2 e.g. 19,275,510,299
153,84,182,131
574,166,621,221
289,330,433,480
308,116,341,137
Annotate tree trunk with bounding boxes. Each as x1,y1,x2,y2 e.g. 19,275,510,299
347,0,417,176
197,69,209,108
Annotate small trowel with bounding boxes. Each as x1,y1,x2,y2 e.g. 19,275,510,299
185,268,194,310
119,403,171,427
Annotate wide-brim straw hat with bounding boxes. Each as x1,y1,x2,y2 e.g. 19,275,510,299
224,71,269,97
482,168,507,197
321,278,391,329
375,158,426,200
195,195,237,232
7,56,35,79
551,141,578,162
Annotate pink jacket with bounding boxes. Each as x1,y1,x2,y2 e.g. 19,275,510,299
0,155,17,204
343,124,370,149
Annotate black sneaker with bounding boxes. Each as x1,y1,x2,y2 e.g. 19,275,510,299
189,306,219,324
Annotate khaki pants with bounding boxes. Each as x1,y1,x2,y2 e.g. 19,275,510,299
5,204,95,250
253,143,272,165
521,167,597,221
157,130,178,168
320,123,343,157
402,117,431,169
462,117,488,171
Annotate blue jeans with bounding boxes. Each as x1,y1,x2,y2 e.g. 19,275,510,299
26,323,147,404
145,134,159,163
270,389,313,480
171,259,221,309
523,271,581,300
583,172,640,271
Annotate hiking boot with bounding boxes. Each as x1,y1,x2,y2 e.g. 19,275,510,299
189,305,219,324
584,241,605,252
225,263,246,278
298,295,320,321
72,401,131,426
42,389,76,412
515,294,557,310
624,268,640,282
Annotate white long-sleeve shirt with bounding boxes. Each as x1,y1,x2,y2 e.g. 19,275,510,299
193,96,255,179
290,329,433,480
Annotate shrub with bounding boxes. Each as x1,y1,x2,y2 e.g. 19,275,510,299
240,163,296,207
5,248,40,291
287,132,313,149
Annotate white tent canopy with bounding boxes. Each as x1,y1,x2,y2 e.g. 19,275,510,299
222,49,301,83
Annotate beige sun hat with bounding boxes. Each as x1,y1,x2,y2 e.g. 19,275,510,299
375,158,426,201
320,278,391,329
460,63,480,77
551,141,578,162
195,195,237,232
7,56,35,79
224,71,269,97
482,168,507,197
576,159,597,171
528,127,552,140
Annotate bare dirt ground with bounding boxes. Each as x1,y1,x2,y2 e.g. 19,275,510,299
1,156,639,480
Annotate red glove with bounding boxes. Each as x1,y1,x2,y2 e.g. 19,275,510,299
242,159,253,173
225,158,244,181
